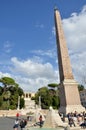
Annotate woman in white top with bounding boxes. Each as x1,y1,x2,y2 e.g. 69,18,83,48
13,118,19,130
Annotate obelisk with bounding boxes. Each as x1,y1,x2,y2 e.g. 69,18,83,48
54,8,85,114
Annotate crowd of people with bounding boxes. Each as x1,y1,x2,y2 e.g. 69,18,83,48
13,113,27,130
60,111,86,128
13,118,27,130
13,113,43,130
13,111,86,129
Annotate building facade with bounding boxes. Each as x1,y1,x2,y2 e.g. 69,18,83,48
23,92,35,109
80,89,86,108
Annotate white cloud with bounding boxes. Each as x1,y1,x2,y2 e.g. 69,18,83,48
62,5,86,53
0,72,11,78
0,56,59,92
31,49,56,59
9,57,59,92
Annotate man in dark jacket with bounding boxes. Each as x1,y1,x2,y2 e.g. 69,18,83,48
20,119,27,130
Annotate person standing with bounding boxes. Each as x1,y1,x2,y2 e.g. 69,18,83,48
39,115,43,128
13,118,19,130
20,119,27,130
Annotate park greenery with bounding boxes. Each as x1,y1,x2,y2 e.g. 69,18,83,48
35,83,85,109
0,76,85,110
78,84,85,91
35,83,60,109
0,77,24,110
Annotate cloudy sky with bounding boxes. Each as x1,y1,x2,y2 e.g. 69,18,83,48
0,0,86,92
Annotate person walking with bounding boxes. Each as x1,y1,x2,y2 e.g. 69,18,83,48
13,118,19,130
20,118,27,130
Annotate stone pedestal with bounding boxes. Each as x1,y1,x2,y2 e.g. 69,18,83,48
59,79,85,114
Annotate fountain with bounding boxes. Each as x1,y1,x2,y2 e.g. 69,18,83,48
27,107,69,130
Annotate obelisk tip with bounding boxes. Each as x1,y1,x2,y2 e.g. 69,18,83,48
54,6,58,11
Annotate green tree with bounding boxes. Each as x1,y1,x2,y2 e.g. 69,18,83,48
0,87,3,96
18,87,24,96
0,77,16,90
35,87,49,108
0,77,24,110
48,83,59,89
48,83,59,96
20,97,25,109
78,84,85,92
0,96,3,107
35,86,60,109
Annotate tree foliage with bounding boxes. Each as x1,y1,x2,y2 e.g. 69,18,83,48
78,84,85,92
35,86,60,109
48,83,59,89
0,77,15,86
0,77,24,110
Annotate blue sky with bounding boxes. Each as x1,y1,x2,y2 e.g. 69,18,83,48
0,0,86,92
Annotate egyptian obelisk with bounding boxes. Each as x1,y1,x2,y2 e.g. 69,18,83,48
54,8,85,114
